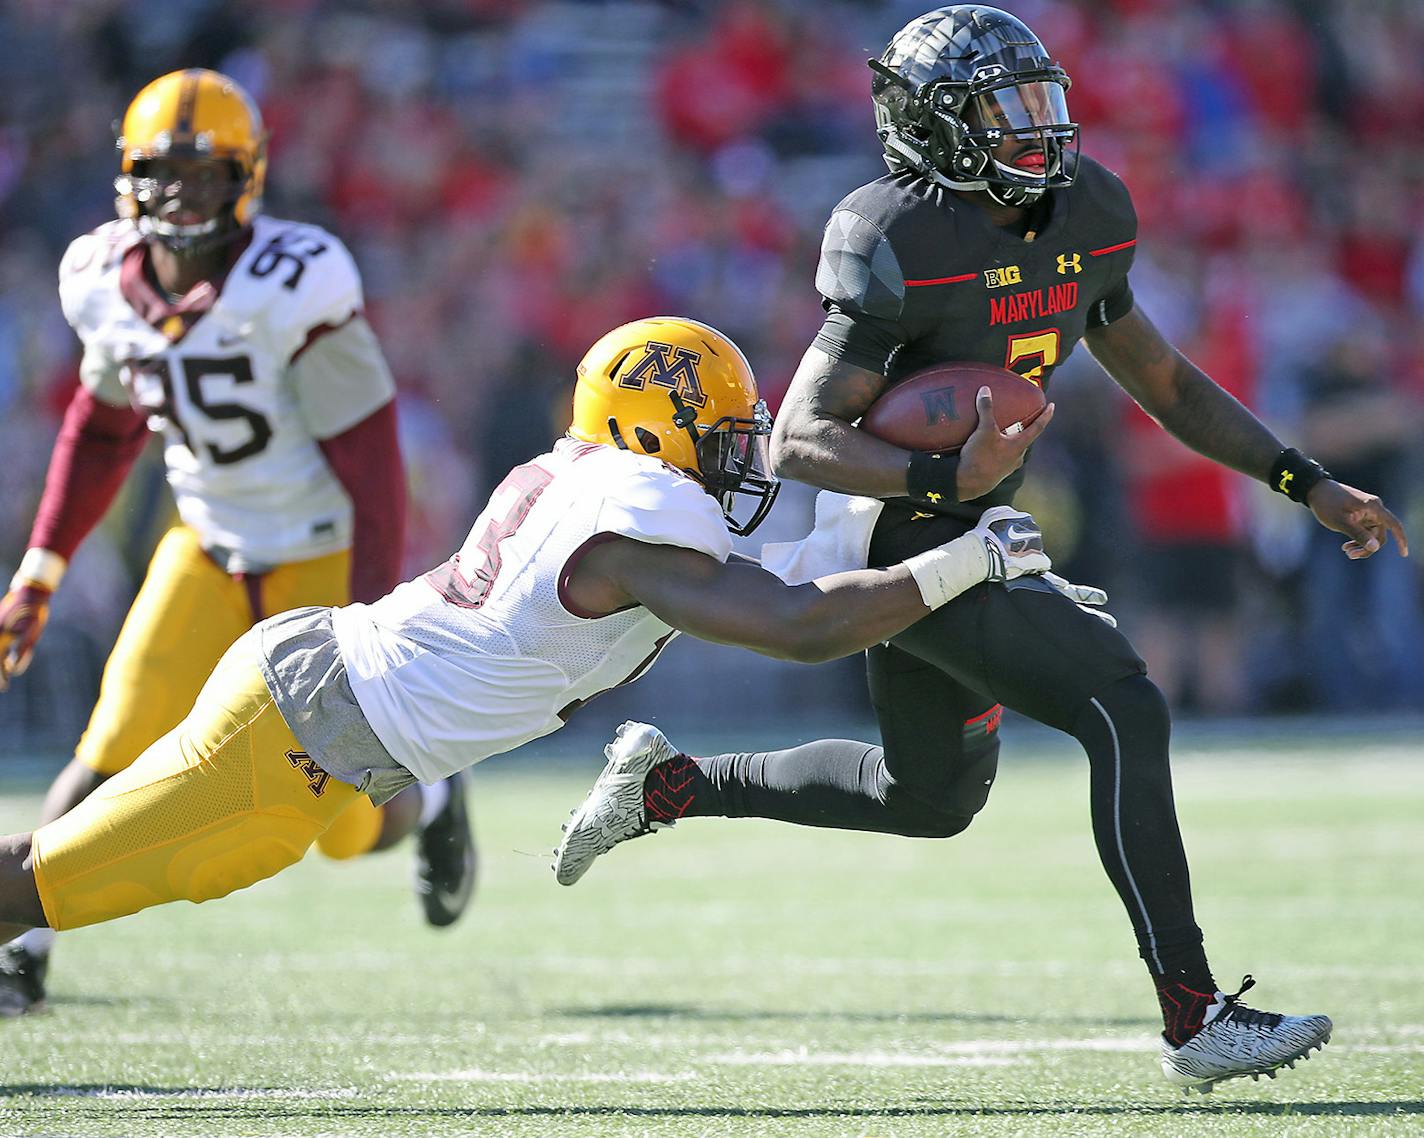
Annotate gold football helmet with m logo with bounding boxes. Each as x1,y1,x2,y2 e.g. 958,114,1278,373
571,317,779,535
114,69,268,251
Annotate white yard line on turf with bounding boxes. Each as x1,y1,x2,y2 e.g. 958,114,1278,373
27,1087,360,1100
388,1070,698,1083
703,1050,1018,1068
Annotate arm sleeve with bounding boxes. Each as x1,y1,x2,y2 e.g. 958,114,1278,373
1085,180,1139,329
1085,275,1135,329
810,207,909,373
317,400,406,603
29,387,150,561
812,308,909,374
292,315,398,440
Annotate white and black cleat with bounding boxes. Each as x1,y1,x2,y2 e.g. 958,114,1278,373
1161,976,1331,1093
552,721,677,886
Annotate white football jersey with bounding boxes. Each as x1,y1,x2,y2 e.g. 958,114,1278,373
58,215,391,568
331,439,731,784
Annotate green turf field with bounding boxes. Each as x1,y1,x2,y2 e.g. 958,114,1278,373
2,728,1422,1137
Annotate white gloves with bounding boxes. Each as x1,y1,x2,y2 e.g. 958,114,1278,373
901,506,1114,624
1042,571,1117,627
972,506,1052,581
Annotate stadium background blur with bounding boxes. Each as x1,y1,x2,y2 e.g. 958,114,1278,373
2,0,1423,757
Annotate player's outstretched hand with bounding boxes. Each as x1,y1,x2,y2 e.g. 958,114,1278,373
1306,480,1409,560
0,583,51,691
957,386,1054,501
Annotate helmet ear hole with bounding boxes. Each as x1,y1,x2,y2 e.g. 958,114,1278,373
633,427,661,454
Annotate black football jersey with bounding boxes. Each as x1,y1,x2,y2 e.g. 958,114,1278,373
812,153,1137,533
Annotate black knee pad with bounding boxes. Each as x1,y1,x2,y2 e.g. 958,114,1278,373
944,729,1001,822
880,728,1000,838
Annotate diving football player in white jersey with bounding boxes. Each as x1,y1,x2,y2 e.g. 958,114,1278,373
0,69,473,1015
0,316,1053,969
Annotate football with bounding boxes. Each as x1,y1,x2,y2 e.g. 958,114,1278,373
859,361,1048,452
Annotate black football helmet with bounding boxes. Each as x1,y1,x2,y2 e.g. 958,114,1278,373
870,5,1077,206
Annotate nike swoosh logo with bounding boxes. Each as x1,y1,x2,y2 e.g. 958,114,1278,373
1005,525,1040,543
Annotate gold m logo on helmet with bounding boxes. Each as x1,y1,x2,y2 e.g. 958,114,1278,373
1056,253,1082,275
618,341,707,408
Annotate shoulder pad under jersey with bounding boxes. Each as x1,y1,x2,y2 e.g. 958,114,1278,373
57,220,141,338
593,451,732,564
240,216,365,345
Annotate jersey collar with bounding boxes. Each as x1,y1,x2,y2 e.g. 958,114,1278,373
119,228,254,343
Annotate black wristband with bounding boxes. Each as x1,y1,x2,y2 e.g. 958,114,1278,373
1268,447,1331,504
906,450,961,510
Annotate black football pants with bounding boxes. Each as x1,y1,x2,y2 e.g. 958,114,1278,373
684,579,1207,981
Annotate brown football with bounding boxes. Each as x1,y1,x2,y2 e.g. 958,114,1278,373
859,361,1048,452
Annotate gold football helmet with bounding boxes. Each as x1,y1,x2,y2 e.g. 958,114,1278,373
114,69,268,249
570,317,779,535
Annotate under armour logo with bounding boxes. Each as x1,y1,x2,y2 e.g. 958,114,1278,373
1056,253,1082,275
1278,470,1294,493
925,491,943,504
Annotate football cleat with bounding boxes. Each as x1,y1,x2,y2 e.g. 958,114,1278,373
414,772,477,928
0,942,48,1018
1160,976,1332,1093
553,721,677,886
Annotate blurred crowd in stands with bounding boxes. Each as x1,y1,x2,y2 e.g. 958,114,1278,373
2,0,1423,749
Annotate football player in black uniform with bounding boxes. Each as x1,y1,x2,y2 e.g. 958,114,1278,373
556,6,1409,1093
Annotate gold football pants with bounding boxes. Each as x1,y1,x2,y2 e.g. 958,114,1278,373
32,636,364,931
70,524,378,859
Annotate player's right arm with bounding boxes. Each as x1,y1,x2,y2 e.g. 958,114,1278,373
567,510,1049,664
771,347,906,496
773,348,1051,503
773,202,1047,504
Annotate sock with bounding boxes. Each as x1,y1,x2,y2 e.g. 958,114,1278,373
644,754,700,823
417,779,451,830
15,928,55,958
1156,980,1220,1047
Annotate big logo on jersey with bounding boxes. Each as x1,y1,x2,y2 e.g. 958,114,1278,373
617,341,707,408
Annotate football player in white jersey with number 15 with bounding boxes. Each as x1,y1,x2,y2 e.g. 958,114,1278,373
0,316,1053,965
0,70,474,1016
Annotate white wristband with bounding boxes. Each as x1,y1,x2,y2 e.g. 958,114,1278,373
11,548,67,592
902,533,991,610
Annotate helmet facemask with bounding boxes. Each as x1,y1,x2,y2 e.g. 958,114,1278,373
952,73,1077,205
668,391,780,537
117,155,249,254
